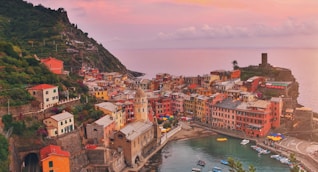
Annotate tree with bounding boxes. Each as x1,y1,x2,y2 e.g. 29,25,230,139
232,60,239,70
289,153,304,172
228,157,256,172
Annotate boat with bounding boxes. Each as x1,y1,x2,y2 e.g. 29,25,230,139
270,154,280,159
220,159,229,165
216,138,227,142
240,139,250,145
212,166,222,172
197,160,206,167
192,167,201,172
250,145,270,154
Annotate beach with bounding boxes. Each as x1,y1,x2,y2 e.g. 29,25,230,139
169,121,217,141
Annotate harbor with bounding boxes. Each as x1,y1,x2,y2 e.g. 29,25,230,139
133,121,318,172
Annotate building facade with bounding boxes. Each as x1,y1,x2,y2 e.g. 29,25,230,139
27,84,59,110
43,111,74,137
40,145,70,172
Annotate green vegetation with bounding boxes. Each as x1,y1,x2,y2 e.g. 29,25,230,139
0,134,9,172
228,157,256,172
228,154,305,172
0,0,127,73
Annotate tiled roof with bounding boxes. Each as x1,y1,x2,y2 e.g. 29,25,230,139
40,145,70,160
94,115,114,127
120,121,153,141
28,84,56,90
237,100,270,110
95,102,117,112
215,98,241,109
50,111,73,121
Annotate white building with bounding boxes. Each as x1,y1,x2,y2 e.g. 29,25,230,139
27,84,59,109
43,111,74,137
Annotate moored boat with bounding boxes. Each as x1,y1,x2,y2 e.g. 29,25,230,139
192,167,201,172
220,159,229,165
212,166,222,172
216,138,227,142
240,139,250,145
197,160,206,167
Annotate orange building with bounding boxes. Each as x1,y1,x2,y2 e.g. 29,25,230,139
40,145,70,172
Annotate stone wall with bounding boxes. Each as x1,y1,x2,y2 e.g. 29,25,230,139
87,149,106,164
56,131,89,172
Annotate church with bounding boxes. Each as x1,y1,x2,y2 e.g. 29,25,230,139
111,88,161,167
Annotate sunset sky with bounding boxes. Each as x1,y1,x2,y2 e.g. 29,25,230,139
26,0,318,51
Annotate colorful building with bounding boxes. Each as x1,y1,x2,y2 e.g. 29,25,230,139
245,76,265,92
27,84,59,110
95,102,125,130
43,111,74,137
94,88,109,101
40,145,70,172
41,57,64,75
212,98,240,130
236,100,272,137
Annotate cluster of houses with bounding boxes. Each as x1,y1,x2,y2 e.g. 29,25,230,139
26,54,315,171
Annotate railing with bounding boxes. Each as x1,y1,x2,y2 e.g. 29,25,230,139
160,125,181,145
57,96,81,105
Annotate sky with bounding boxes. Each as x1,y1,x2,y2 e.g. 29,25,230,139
25,0,318,51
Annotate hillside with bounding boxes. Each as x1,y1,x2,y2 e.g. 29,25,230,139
0,0,129,74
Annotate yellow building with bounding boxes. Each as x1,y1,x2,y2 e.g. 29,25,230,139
94,89,109,101
95,102,126,130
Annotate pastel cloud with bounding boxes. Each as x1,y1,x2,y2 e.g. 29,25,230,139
157,18,318,40
26,0,318,49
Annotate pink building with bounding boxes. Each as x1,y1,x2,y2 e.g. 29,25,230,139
212,98,240,130
123,101,134,123
171,98,183,115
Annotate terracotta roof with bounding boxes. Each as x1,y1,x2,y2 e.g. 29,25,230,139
188,84,198,89
40,145,70,160
28,84,56,90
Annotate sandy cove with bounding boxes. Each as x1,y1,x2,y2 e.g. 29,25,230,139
169,121,217,141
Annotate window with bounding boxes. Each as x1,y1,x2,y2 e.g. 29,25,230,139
46,91,49,94
53,89,56,93
46,98,49,102
60,122,63,125
49,161,53,167
49,170,54,172
61,129,63,133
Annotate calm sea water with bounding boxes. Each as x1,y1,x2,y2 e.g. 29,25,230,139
114,48,318,112
143,135,290,172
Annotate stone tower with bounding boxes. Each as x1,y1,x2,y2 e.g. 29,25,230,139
134,88,148,122
262,53,268,66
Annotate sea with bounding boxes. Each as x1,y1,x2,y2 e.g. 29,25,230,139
112,48,318,171
142,135,290,172
113,48,318,112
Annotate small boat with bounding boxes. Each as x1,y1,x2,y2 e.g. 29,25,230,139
197,160,206,167
216,138,227,142
240,139,250,145
212,166,222,172
220,159,229,165
192,167,201,172
270,154,280,159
